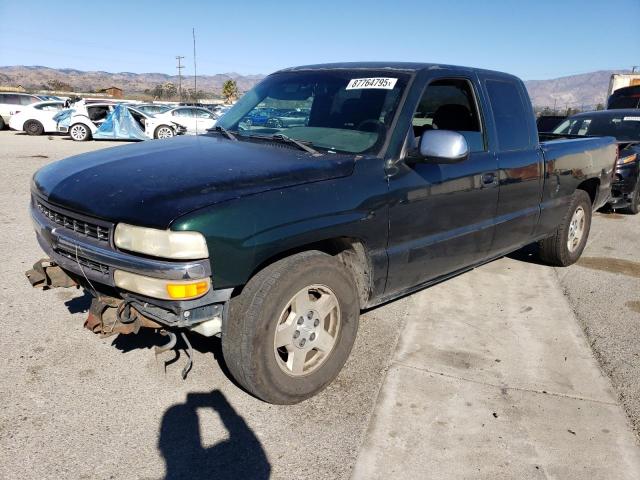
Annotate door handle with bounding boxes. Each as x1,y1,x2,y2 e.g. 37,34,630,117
481,172,498,187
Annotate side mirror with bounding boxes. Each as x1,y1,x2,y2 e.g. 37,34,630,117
414,130,469,164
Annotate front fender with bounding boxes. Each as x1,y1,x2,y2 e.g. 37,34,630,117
171,157,390,290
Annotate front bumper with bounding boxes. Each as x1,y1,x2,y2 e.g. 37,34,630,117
608,162,639,208
30,195,230,328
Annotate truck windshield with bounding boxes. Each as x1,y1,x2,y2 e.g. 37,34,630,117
553,113,640,141
216,70,410,154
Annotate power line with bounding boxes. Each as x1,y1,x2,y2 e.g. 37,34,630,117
176,56,185,101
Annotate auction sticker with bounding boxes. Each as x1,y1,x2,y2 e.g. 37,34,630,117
346,77,398,90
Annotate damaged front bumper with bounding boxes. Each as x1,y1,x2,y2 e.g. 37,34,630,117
608,162,639,209
27,195,231,336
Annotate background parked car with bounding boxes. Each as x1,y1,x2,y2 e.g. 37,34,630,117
133,103,173,116
58,102,185,141
608,85,640,110
536,114,567,133
154,106,216,134
0,92,42,129
552,109,640,214
240,108,277,127
8,100,66,135
265,109,309,128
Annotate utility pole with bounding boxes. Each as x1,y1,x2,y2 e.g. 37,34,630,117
192,28,198,102
553,98,557,115
176,56,185,102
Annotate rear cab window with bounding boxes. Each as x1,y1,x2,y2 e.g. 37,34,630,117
485,79,532,151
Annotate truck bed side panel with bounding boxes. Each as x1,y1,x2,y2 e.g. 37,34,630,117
535,137,617,237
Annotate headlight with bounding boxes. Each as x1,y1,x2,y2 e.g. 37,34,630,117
617,153,637,165
114,270,210,300
114,223,208,260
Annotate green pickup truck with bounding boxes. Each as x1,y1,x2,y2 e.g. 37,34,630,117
27,62,616,404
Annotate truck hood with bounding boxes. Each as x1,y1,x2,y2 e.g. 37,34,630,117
33,135,355,229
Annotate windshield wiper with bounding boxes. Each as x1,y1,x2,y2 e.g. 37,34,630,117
270,134,321,156
211,125,237,141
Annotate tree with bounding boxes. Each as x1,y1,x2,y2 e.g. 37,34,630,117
162,82,178,99
222,79,238,104
46,79,73,92
596,103,605,111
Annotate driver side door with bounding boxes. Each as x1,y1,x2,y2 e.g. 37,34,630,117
385,74,499,295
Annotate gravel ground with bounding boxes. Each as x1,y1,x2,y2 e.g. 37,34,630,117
556,210,640,436
0,131,408,480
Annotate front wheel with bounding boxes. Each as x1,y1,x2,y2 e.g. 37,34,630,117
222,251,360,404
154,125,175,139
69,123,90,141
539,189,592,266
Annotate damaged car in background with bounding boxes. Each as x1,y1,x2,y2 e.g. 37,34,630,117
26,62,617,404
55,102,186,141
548,109,640,214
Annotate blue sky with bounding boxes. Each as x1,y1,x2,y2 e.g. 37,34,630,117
0,0,638,80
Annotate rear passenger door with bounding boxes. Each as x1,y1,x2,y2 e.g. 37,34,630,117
479,76,543,254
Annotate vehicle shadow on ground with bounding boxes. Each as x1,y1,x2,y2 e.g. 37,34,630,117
507,242,547,266
109,328,245,390
159,389,271,480
63,290,92,313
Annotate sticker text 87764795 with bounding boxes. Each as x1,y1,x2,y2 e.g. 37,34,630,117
346,77,398,90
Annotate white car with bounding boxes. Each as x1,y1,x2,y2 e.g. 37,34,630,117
0,92,43,129
154,106,217,135
9,100,66,135
59,102,184,141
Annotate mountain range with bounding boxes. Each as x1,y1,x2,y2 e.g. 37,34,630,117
0,65,629,108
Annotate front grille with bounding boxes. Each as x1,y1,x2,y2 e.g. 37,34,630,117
35,199,110,242
56,247,110,275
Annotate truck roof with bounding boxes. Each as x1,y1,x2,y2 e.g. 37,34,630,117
277,62,519,80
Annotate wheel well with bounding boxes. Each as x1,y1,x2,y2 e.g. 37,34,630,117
239,238,372,306
576,178,599,205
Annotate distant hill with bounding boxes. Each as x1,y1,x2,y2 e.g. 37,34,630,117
0,65,628,109
0,65,264,96
524,70,630,110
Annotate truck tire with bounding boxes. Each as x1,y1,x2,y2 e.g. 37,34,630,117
222,250,360,404
24,120,44,136
538,189,592,266
622,181,639,215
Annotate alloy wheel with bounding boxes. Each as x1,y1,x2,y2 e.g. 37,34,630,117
273,284,341,376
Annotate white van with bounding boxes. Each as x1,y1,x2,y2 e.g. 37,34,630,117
0,92,42,129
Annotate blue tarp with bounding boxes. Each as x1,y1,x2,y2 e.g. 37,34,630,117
53,109,73,128
93,104,147,140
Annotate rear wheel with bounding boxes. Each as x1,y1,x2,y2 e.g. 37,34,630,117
69,123,90,141
154,125,175,139
623,181,639,215
222,251,360,404
539,189,592,266
24,120,44,136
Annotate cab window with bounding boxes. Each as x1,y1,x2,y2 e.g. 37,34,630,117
412,78,485,152
485,79,531,151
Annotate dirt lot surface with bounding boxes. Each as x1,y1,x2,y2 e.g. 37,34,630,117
0,130,638,479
